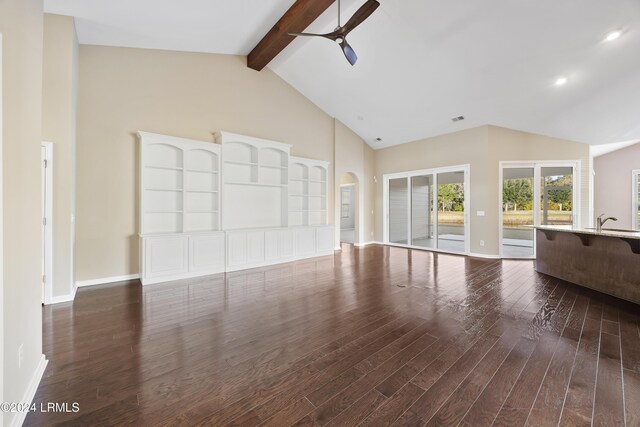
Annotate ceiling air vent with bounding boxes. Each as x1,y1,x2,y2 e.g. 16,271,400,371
375,137,382,142
451,116,465,122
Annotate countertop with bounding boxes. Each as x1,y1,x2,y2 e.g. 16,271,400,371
534,225,640,240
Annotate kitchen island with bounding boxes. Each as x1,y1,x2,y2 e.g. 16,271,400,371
535,225,640,305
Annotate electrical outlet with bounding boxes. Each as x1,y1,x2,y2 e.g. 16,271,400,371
480,240,485,247
18,343,24,369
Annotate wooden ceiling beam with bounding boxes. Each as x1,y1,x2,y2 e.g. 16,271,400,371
247,0,336,71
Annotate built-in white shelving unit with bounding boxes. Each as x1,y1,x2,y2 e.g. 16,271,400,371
139,132,224,284
217,131,291,230
289,156,329,227
138,131,333,284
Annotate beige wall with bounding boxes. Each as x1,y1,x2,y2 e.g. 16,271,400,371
43,13,78,298
334,119,376,246
594,143,640,229
0,0,45,424
76,45,335,281
374,125,590,256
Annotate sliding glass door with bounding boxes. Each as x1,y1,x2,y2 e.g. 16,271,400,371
388,177,409,244
385,166,469,254
501,167,535,258
500,162,578,258
540,166,574,226
436,171,466,253
411,175,435,248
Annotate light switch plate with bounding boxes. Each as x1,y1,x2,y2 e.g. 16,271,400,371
477,211,485,217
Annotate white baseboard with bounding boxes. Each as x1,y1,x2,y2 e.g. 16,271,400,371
76,274,140,288
8,354,48,427
48,284,77,305
354,241,380,247
468,252,501,259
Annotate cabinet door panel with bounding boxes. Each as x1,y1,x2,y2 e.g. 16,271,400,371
317,226,334,252
189,233,225,272
296,227,316,255
247,231,265,263
227,232,247,267
144,236,188,278
281,229,295,258
265,230,281,261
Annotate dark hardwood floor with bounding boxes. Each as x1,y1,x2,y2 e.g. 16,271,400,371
26,244,640,426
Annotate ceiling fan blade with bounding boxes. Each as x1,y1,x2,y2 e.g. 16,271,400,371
340,39,358,65
288,31,327,37
341,0,380,35
288,31,340,41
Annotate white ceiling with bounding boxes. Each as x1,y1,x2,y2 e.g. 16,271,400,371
45,0,640,149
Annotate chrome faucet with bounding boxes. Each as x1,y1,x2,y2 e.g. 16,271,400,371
596,214,618,232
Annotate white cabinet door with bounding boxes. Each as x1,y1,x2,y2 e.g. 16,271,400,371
144,236,188,279
247,231,265,263
281,229,295,258
189,233,225,272
265,230,281,261
316,226,334,253
295,227,316,255
227,232,247,268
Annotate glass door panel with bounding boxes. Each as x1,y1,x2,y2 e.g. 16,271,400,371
540,166,573,226
502,167,534,258
388,178,409,244
436,171,465,253
411,175,435,248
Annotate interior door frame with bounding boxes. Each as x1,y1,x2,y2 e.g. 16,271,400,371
383,164,470,255
632,169,640,230
498,160,581,258
42,142,54,305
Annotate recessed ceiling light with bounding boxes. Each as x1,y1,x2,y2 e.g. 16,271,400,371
605,30,622,42
357,115,364,121
555,77,568,86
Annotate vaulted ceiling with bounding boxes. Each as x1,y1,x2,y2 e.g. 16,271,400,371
45,0,640,149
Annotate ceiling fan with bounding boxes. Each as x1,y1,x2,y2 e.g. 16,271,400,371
288,0,380,65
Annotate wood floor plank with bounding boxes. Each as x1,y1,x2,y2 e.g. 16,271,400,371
593,329,625,426
558,313,602,427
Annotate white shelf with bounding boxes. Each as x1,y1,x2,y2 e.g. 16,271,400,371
145,210,184,214
145,188,183,192
187,210,218,213
225,181,287,188
260,164,287,170
185,169,219,174
185,190,218,194
225,160,258,167
145,165,183,171
289,194,308,197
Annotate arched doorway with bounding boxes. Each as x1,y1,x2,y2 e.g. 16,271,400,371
339,172,360,246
